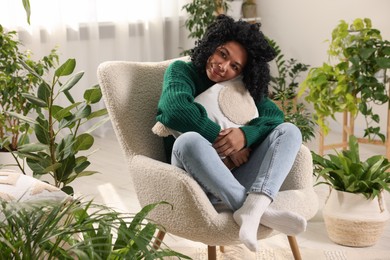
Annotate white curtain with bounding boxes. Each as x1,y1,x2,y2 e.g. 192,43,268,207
0,0,194,135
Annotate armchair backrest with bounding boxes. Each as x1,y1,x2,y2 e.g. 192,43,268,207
98,58,188,162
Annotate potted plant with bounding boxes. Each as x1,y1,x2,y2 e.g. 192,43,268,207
0,25,58,153
312,135,390,246
181,0,230,55
299,18,390,141
268,38,316,143
7,58,109,195
0,198,190,259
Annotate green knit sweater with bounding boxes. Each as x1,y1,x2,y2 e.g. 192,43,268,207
156,60,284,158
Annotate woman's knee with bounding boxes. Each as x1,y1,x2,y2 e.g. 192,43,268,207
172,132,208,155
276,123,302,143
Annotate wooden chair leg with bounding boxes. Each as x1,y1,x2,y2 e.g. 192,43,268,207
220,245,225,253
208,245,217,260
287,236,302,260
152,230,166,250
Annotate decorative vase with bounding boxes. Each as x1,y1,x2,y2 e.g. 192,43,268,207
226,0,243,20
323,189,390,247
242,1,257,18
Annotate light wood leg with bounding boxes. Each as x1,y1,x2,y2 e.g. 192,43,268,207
220,245,225,253
208,245,217,260
287,236,302,260
152,230,166,250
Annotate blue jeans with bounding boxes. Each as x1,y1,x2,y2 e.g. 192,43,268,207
171,123,302,211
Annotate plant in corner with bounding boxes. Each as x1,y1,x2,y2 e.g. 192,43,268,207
312,135,390,246
8,58,109,195
0,198,190,259
268,38,316,143
300,18,390,141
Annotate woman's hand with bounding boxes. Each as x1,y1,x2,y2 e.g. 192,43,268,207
213,128,246,157
229,148,251,167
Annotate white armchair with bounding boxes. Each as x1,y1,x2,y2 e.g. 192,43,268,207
97,58,319,260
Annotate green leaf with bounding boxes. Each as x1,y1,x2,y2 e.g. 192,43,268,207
58,71,84,93
54,102,82,121
73,133,94,151
86,108,108,120
55,59,76,77
22,0,31,24
37,83,51,104
376,57,390,68
6,112,36,125
17,143,48,153
22,93,47,107
85,117,110,134
83,87,102,104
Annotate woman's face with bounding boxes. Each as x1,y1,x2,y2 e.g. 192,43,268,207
206,41,248,82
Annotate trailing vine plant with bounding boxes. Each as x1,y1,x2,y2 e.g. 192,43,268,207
300,18,390,141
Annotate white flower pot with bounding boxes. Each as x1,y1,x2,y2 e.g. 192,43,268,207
226,0,243,20
323,189,390,247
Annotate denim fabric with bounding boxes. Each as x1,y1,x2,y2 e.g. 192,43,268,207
171,123,302,211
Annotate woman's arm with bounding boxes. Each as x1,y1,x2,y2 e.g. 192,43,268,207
156,61,221,143
240,97,284,147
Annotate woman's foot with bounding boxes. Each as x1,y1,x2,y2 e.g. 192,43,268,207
233,193,271,252
261,208,307,235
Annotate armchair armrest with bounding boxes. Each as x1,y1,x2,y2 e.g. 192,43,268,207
280,145,313,191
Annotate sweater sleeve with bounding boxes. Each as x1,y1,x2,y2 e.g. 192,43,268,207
156,61,221,143
240,97,285,147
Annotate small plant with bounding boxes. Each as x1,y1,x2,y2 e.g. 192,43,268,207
0,25,58,152
268,38,316,142
0,199,190,259
312,135,390,200
300,18,390,140
8,58,109,194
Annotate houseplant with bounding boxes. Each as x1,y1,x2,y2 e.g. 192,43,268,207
0,24,58,152
300,18,390,141
268,38,316,142
312,135,390,246
0,198,190,259
181,0,229,55
7,58,109,195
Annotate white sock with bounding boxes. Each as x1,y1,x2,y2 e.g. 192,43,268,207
261,208,307,235
233,193,271,252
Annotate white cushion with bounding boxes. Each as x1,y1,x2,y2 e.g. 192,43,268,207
0,169,70,203
152,77,258,137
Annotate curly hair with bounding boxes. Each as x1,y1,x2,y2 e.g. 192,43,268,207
191,15,276,102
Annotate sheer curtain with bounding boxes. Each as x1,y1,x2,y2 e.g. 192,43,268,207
0,0,193,135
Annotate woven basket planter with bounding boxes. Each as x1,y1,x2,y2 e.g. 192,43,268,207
323,189,389,247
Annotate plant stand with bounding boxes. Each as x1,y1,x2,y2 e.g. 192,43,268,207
319,86,390,159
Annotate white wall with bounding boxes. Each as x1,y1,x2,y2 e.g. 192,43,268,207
257,0,390,142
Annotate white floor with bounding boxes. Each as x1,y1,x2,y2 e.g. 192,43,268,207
71,128,390,259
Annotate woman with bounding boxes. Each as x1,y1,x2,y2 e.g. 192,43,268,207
156,15,306,252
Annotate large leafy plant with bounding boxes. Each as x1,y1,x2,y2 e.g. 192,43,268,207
0,25,58,152
0,199,190,259
8,59,109,194
268,38,316,142
312,135,390,200
300,18,390,140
